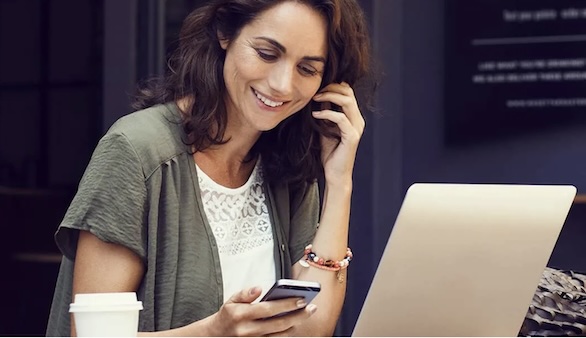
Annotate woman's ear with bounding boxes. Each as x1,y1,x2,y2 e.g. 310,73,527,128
217,31,229,50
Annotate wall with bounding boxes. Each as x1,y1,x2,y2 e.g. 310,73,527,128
103,0,137,132
0,0,101,189
0,1,103,334
395,0,586,273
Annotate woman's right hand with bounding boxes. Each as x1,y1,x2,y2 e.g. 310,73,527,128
208,287,317,336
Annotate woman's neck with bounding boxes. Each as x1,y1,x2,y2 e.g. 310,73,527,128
177,97,262,188
193,149,258,189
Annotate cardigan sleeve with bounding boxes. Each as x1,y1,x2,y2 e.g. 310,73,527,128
54,131,148,262
288,181,320,263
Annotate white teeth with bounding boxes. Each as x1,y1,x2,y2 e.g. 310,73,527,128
254,90,284,107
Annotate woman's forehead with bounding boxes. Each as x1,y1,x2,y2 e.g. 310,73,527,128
241,2,328,57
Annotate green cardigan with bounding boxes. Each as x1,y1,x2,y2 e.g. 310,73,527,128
45,102,319,336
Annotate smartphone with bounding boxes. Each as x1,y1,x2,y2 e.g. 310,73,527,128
260,279,321,304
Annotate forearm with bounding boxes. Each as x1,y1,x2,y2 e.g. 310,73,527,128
293,179,353,336
313,180,352,258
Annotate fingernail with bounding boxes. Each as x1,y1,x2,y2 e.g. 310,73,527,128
249,287,259,295
314,93,323,98
307,304,317,314
312,111,322,115
296,299,307,308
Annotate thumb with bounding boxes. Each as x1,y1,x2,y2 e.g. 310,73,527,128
227,286,262,304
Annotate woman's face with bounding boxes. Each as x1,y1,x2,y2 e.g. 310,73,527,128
220,1,328,133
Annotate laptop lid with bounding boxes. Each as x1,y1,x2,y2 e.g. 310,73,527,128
352,183,576,337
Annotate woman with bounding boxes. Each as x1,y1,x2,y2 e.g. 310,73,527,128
46,0,372,336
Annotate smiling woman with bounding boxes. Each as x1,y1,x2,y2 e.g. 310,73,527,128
45,0,374,336
219,2,328,133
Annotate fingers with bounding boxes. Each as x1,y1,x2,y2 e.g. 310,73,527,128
222,298,316,336
227,286,262,304
226,290,307,321
312,110,361,145
314,82,355,109
221,288,318,336
254,297,307,319
312,82,365,135
260,304,318,336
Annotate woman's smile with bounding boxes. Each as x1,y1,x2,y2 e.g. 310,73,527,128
252,88,286,108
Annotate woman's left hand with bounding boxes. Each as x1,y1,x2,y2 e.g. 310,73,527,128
311,82,365,185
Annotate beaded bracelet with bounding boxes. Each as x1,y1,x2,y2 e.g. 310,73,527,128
299,244,353,272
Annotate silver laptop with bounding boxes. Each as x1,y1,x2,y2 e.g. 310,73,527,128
352,183,576,337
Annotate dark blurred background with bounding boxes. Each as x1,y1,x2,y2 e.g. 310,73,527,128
0,0,207,335
1,0,586,336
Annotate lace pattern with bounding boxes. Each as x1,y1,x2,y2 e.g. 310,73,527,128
196,161,273,256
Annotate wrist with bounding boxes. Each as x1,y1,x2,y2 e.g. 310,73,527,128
324,179,353,195
189,312,220,337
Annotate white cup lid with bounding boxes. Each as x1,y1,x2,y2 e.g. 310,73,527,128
70,292,143,313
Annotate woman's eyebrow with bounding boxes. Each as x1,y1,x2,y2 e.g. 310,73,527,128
253,36,326,63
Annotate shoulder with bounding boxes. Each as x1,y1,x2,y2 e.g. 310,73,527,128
108,103,183,146
102,103,188,175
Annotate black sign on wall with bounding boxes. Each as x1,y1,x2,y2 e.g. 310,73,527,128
444,0,586,145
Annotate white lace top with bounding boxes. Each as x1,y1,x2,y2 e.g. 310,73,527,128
196,160,276,303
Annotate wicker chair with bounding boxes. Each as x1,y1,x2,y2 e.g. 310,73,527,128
519,267,586,336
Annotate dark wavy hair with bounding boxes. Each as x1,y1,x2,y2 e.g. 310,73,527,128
132,0,373,187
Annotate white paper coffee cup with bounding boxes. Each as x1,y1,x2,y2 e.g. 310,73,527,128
69,292,143,337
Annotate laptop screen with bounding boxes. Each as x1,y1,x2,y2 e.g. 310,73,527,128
352,183,576,336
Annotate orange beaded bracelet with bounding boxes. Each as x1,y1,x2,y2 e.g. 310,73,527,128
299,244,353,271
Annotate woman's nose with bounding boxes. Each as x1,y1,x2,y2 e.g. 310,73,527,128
268,63,294,96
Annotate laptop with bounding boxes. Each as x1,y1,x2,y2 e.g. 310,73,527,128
352,183,576,337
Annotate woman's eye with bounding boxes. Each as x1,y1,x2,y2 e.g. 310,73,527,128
256,49,277,61
299,65,318,76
